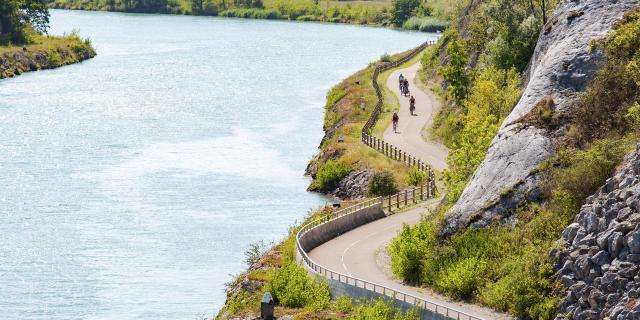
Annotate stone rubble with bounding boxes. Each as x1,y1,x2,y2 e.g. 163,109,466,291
554,146,640,320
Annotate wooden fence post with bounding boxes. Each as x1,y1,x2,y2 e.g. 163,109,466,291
404,189,408,206
396,193,400,209
420,184,424,201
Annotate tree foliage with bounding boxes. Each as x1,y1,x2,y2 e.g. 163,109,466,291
438,33,469,106
0,0,50,44
390,0,420,26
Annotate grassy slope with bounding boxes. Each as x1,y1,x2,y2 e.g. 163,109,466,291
0,33,96,78
308,48,438,193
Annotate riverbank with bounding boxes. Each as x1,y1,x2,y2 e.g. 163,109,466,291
216,42,443,319
0,34,96,79
49,0,454,31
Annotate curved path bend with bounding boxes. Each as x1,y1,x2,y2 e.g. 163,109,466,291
383,62,448,172
309,61,512,320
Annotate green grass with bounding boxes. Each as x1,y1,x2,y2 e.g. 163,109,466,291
402,16,449,32
0,32,95,78
310,49,435,191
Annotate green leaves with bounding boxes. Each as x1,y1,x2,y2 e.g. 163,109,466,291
314,159,352,191
367,170,398,196
390,0,420,26
270,262,330,311
438,33,470,107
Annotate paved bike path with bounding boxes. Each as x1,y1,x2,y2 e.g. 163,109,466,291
383,62,448,172
309,61,512,319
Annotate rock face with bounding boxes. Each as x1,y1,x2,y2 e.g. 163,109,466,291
331,167,373,199
441,0,640,237
554,146,640,320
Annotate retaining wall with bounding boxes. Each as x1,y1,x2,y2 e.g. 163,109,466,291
299,203,385,252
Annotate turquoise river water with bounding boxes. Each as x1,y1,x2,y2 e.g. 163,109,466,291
0,10,436,319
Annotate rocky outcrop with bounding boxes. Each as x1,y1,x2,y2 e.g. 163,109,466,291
331,167,373,199
554,146,640,320
441,0,640,237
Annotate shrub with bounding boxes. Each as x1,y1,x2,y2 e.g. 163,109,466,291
438,32,469,106
219,8,281,19
314,159,352,191
332,295,354,313
244,241,268,267
389,223,434,283
47,49,63,67
270,262,330,311
405,168,427,186
367,170,398,196
402,16,450,32
349,298,420,320
296,15,316,21
380,53,391,62
435,257,488,299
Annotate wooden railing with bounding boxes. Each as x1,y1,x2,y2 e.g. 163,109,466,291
295,40,488,320
361,40,438,194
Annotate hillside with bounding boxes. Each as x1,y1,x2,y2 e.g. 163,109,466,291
389,1,640,319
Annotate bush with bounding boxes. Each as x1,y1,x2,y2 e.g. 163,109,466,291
380,53,391,62
219,8,281,19
367,170,398,196
332,295,354,313
270,262,330,311
402,16,450,32
389,223,433,283
296,15,316,21
349,298,420,320
405,168,427,186
436,257,488,299
548,138,630,215
314,160,352,191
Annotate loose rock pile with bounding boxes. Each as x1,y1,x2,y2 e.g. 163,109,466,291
554,146,640,320
332,167,373,199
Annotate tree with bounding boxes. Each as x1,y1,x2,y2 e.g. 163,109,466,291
439,33,470,106
0,0,50,45
391,0,420,26
191,0,203,14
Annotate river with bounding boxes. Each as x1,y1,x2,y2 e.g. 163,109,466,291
0,10,436,319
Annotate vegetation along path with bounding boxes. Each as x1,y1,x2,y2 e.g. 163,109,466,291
383,61,448,171
309,61,511,319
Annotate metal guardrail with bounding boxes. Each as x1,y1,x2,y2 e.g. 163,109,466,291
296,199,484,320
295,40,485,320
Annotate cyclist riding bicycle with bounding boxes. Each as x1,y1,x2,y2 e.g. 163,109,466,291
392,112,399,133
